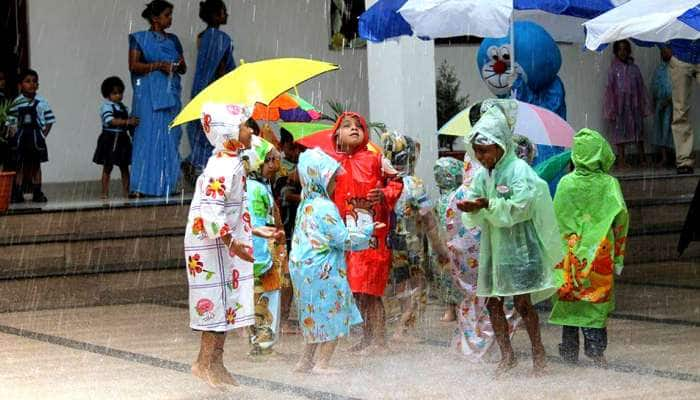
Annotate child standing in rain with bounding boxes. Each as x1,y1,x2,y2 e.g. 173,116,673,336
457,99,560,376
381,132,450,341
185,103,278,388
604,39,650,169
650,46,675,166
549,129,628,368
289,148,381,374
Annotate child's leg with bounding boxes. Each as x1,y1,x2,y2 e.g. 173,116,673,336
192,331,237,388
101,165,113,198
294,343,318,373
513,294,546,371
31,163,47,202
559,325,580,364
486,297,517,372
368,295,386,347
118,165,130,198
582,327,608,367
441,303,457,322
11,162,24,203
350,294,371,351
313,340,341,374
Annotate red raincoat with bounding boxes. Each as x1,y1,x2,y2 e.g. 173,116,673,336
316,112,403,296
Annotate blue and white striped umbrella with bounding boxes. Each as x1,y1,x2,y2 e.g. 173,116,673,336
584,0,700,51
360,0,625,42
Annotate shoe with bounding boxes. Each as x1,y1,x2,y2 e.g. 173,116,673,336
677,166,695,175
32,191,48,203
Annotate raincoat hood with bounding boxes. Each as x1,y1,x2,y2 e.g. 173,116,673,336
466,99,518,169
332,111,370,155
200,103,252,152
381,131,419,177
298,148,341,200
571,128,616,174
434,157,463,193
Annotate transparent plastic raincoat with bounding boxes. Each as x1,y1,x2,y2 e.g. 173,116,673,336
462,100,560,304
549,129,628,328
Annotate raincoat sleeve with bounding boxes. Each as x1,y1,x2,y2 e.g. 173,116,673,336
479,171,538,229
199,158,238,239
317,200,374,252
461,172,487,229
381,175,404,211
612,183,629,276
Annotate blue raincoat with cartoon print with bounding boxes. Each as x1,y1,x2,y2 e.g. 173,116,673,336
289,149,373,343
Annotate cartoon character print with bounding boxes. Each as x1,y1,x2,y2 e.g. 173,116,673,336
556,234,614,303
346,197,378,249
206,176,226,198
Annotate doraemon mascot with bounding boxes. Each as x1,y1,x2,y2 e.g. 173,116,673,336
476,21,568,194
477,20,566,120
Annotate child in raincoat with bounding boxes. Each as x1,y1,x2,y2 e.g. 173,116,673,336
458,99,560,375
184,103,278,388
289,148,380,374
433,157,466,322
318,112,403,352
381,131,450,340
246,138,286,355
650,46,674,166
549,129,628,367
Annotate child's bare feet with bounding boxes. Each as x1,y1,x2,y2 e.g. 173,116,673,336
493,354,518,378
293,360,314,374
530,349,548,376
348,340,370,353
312,366,342,375
391,329,419,344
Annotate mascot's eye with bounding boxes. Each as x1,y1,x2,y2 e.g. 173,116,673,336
487,46,498,60
498,46,511,61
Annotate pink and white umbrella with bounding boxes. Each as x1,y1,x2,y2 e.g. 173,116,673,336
439,100,574,148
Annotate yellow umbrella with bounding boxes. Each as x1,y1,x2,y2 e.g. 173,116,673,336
438,103,478,137
170,58,339,127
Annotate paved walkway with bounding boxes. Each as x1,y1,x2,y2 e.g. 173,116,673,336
1,295,698,400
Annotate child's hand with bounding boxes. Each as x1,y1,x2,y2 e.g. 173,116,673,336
229,241,254,262
367,188,384,204
456,198,489,213
373,222,386,230
253,226,284,240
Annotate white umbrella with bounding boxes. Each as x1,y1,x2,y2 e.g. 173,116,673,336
584,0,700,51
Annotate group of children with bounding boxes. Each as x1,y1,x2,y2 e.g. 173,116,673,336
182,95,629,388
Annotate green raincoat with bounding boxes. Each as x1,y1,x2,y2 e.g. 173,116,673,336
549,129,629,329
462,100,560,304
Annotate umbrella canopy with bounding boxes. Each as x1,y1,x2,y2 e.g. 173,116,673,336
252,93,322,122
280,122,333,141
170,58,338,127
359,0,414,42
391,0,622,42
439,101,574,148
584,0,700,51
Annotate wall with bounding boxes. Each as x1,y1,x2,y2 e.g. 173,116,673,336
436,42,700,151
27,0,368,183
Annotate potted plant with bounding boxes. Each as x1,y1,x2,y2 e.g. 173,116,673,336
0,99,17,211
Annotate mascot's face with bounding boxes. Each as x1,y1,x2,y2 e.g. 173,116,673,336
477,39,526,97
477,21,561,97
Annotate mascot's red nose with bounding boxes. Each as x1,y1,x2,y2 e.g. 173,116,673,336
493,60,507,75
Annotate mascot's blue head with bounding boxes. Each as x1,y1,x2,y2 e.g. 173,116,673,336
476,21,561,97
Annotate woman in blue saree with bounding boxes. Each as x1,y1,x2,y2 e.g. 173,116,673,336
185,0,236,178
128,0,186,197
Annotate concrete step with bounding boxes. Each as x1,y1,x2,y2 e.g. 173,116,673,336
0,268,187,313
617,170,699,199
628,195,691,228
625,229,700,264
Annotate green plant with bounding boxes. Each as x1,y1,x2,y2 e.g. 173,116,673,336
0,99,17,169
321,99,386,139
436,60,468,150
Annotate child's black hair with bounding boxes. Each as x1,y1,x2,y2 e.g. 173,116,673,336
245,118,260,136
613,40,631,56
142,0,174,23
18,68,38,82
199,0,226,25
469,102,483,126
280,127,294,146
100,76,125,99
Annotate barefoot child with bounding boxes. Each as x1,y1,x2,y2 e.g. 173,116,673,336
323,112,402,353
457,99,560,375
93,76,139,199
381,132,450,341
185,103,278,388
289,148,380,373
549,129,628,367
